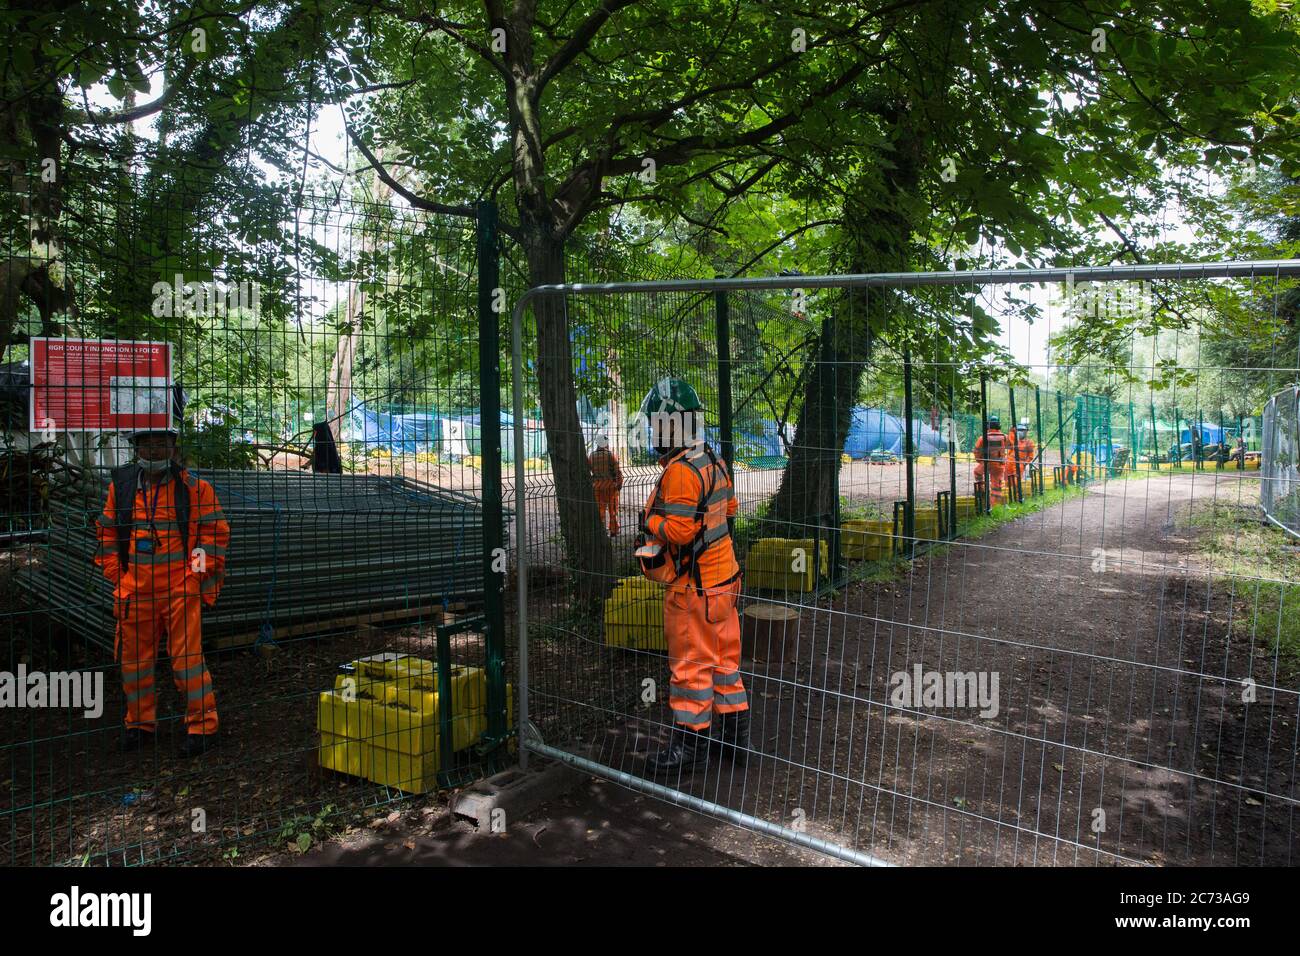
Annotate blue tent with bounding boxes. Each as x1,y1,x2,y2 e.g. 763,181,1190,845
345,404,439,453
700,420,785,459
844,407,947,459
1181,422,1225,445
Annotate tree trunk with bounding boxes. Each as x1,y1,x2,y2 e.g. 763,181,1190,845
524,226,614,598
766,298,876,533
767,116,923,535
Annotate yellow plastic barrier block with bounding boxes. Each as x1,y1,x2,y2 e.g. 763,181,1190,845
317,690,369,740
604,576,668,649
319,732,370,778
363,678,517,793
745,538,829,591
352,653,434,681
332,673,398,704
366,746,438,794
912,507,940,541
841,519,892,560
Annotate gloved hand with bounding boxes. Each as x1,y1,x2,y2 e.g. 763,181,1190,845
638,513,652,538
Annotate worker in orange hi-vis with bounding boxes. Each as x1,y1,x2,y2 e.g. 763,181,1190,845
587,432,624,537
635,377,747,775
1005,418,1036,492
95,421,230,758
974,414,1010,507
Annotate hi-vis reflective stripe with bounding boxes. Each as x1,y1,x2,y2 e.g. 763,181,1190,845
660,502,697,516
140,519,183,533
706,486,732,505
701,522,729,544
669,683,712,701
714,689,748,706
129,550,188,566
197,511,226,524
187,679,213,702
672,707,711,725
95,543,116,557
713,671,743,687
198,543,228,557
122,663,154,680
96,514,115,528
175,663,206,682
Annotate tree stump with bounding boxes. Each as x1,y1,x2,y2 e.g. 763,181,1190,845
740,601,800,664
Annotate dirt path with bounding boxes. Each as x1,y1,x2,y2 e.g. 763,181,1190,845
519,469,1297,866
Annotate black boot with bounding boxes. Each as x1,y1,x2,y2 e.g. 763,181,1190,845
178,733,219,758
718,711,753,765
119,728,152,753
645,725,711,775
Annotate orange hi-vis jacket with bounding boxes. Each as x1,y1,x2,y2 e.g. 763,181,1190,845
588,447,623,488
974,428,1009,469
643,444,739,590
95,468,230,605
1006,434,1035,471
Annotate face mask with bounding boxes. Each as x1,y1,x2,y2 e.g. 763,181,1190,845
138,457,171,474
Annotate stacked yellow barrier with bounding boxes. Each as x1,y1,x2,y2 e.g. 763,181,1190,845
603,576,667,650
744,538,829,591
317,653,508,794
912,506,941,541
955,495,977,518
841,519,893,560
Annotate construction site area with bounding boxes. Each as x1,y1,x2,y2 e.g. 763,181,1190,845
2,1,1300,878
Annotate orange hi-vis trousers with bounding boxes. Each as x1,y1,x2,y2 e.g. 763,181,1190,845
117,577,218,735
594,479,620,535
663,576,745,731
974,463,1005,506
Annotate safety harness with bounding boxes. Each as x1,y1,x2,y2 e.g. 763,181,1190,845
590,448,619,481
638,444,736,590
109,464,191,573
979,430,1007,462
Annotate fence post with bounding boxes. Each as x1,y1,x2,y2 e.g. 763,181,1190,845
903,343,915,555
1151,401,1159,470
476,199,508,757
1034,386,1044,493
1008,386,1023,502
1173,405,1182,467
1128,403,1137,471
979,372,990,513
714,282,735,538
1056,391,1066,483
947,379,958,536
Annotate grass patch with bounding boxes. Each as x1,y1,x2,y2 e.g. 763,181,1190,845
1187,503,1300,668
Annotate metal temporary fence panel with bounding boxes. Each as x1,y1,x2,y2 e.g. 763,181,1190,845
511,260,1300,867
1262,384,1300,538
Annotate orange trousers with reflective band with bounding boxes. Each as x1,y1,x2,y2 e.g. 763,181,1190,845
663,576,747,730
116,575,218,735
594,480,620,535
974,463,1005,506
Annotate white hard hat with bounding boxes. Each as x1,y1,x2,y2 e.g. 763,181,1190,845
594,432,609,448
